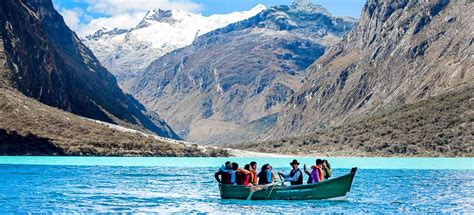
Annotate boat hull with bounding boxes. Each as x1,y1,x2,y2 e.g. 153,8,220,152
219,167,357,200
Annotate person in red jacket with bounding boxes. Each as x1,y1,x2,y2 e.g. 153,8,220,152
236,164,252,186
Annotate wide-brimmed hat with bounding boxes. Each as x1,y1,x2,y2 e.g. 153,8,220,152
290,159,300,165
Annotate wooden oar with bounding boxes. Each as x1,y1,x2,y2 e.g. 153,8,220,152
278,173,284,186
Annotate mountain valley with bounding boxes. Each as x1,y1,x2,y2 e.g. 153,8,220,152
127,0,356,144
0,0,472,157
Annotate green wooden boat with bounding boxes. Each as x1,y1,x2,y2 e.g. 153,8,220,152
219,167,357,200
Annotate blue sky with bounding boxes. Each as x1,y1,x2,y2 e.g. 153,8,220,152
53,0,365,37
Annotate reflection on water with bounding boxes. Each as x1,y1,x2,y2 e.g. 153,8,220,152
1,163,473,213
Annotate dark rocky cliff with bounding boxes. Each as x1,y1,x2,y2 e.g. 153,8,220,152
129,1,356,143
0,0,179,139
270,0,473,137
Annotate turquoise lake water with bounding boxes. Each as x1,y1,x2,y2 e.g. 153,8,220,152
1,157,473,213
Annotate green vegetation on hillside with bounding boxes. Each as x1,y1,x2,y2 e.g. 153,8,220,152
230,86,473,157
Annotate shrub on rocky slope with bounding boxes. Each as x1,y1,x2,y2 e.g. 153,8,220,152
0,88,228,156
229,85,473,157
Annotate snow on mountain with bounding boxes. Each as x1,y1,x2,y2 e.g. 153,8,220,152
127,2,356,144
83,4,266,86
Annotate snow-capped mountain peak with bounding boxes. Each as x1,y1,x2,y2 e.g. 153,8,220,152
291,0,331,15
83,5,266,83
137,9,177,28
254,4,267,11
86,27,128,40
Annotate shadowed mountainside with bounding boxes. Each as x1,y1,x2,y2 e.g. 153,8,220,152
0,0,179,139
0,129,65,156
0,0,231,156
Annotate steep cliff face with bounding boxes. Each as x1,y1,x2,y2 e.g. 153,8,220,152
0,0,179,139
129,1,356,144
271,0,473,137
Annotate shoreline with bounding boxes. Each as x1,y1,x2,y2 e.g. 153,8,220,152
225,148,474,158
227,149,294,158
0,156,472,170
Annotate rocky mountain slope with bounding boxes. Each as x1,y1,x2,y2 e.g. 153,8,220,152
0,0,179,139
230,84,473,157
0,87,227,156
129,0,356,144
83,5,266,87
270,0,473,138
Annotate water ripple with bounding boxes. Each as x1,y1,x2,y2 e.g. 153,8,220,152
0,165,473,213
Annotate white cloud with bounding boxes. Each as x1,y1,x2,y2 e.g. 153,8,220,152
59,8,83,31
55,0,202,37
84,0,202,16
77,12,147,37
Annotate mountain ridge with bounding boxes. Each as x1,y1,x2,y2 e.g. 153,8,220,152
83,4,266,87
128,2,356,144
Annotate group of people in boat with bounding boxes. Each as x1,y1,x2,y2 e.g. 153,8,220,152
214,159,332,186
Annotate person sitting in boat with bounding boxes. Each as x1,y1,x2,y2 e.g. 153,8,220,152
227,162,256,185
306,159,324,183
257,164,274,185
278,159,303,185
303,164,313,183
268,165,278,183
322,159,332,179
214,162,233,184
219,161,231,172
249,161,258,185
236,164,253,186
229,162,240,184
